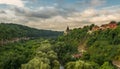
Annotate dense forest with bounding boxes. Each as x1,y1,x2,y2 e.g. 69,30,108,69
0,23,63,41
53,21,120,69
0,39,60,69
0,22,120,69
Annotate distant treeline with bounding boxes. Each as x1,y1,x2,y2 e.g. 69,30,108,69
0,23,63,40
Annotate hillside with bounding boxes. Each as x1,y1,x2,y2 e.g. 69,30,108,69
0,23,63,40
53,21,120,69
1,21,120,69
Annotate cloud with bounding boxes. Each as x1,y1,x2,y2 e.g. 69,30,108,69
90,0,106,7
0,0,120,31
0,10,6,14
11,6,73,20
80,9,97,17
73,0,106,8
0,0,24,7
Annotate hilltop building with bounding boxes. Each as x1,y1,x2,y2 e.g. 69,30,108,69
108,21,117,29
92,21,117,31
64,26,70,35
92,25,100,31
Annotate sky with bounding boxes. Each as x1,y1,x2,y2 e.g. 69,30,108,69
0,0,120,31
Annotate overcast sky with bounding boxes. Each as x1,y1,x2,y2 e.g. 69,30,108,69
0,0,120,31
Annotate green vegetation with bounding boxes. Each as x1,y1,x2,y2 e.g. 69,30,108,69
86,27,120,65
0,39,40,69
0,39,60,69
0,23,63,41
53,22,120,69
52,26,90,64
65,60,99,69
99,62,116,69
0,22,120,69
21,40,60,69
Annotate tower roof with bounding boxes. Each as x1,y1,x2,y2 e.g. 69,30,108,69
66,26,69,31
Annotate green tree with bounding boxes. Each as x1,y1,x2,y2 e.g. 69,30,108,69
65,60,99,69
21,57,50,69
99,62,116,69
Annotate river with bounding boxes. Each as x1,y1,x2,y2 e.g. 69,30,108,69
60,65,64,69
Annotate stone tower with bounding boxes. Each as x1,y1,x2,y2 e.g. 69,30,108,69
64,26,70,35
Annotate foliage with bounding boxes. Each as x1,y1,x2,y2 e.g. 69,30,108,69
21,57,50,69
99,62,116,69
0,23,62,41
0,39,60,69
86,26,120,65
21,40,60,69
1,22,120,69
53,27,90,64
65,60,99,69
0,39,43,69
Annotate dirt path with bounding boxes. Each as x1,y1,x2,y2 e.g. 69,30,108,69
78,35,88,53
113,60,120,69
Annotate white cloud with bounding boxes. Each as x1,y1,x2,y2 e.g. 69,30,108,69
90,0,106,6
81,9,97,17
0,4,120,31
0,0,24,7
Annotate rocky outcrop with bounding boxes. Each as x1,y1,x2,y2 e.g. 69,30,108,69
0,37,30,45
